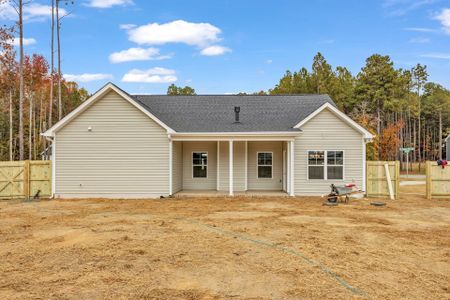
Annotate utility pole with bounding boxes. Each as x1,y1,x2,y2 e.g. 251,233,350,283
56,0,62,120
49,0,55,127
18,0,24,160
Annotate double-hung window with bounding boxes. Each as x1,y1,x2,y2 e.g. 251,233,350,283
308,151,325,179
193,152,208,178
308,150,343,180
327,151,344,179
257,152,273,178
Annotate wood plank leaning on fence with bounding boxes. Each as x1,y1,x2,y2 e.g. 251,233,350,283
366,161,400,199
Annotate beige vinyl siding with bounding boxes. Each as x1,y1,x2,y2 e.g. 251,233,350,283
282,141,287,192
182,141,217,190
248,141,283,190
217,141,246,192
172,141,183,193
294,108,363,195
55,90,169,198
233,142,246,191
218,141,229,191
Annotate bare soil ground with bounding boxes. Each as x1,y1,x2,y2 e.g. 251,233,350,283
0,187,449,299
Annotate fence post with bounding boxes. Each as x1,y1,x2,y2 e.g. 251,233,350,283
365,161,368,196
395,161,400,200
23,160,30,199
426,161,431,200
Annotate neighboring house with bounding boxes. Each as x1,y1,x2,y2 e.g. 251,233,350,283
40,145,52,161
446,135,450,160
43,83,373,199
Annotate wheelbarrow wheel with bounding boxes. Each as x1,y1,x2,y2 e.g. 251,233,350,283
328,193,338,203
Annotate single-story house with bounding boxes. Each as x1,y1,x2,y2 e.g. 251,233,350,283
43,83,373,198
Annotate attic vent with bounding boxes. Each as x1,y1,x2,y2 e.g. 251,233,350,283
234,106,240,123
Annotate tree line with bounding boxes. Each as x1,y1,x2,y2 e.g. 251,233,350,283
270,53,450,162
169,53,450,162
0,21,88,161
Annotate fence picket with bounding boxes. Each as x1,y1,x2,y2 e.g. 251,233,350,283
0,161,52,199
426,161,450,199
366,161,400,199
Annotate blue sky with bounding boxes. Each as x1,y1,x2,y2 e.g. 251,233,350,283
1,0,450,94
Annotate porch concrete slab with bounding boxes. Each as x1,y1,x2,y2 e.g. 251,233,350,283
174,190,289,198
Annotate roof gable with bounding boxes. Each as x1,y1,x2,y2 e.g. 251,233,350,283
43,83,174,137
293,102,373,139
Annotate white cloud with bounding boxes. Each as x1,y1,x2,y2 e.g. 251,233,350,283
21,38,36,46
86,0,133,8
434,8,450,34
0,3,67,21
420,53,450,59
265,59,273,64
25,3,67,21
404,27,437,32
383,0,435,17
0,2,16,20
409,37,430,43
122,67,177,83
64,73,113,82
109,47,172,63
126,20,222,47
6,37,37,46
119,23,136,30
318,38,335,44
200,45,231,56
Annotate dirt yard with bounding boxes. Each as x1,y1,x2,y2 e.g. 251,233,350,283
0,188,449,299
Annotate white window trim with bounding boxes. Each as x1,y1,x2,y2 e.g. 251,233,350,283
192,151,208,179
307,150,345,181
256,151,273,179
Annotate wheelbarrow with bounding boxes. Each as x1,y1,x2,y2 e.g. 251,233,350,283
326,183,362,204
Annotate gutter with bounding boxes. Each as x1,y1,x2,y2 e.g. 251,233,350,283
171,131,302,137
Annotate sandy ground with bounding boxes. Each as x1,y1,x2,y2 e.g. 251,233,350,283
0,186,449,299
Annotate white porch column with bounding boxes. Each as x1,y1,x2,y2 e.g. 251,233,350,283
217,141,220,191
362,138,366,192
287,141,290,194
289,140,295,196
51,136,56,198
229,140,234,196
244,141,248,191
169,139,173,195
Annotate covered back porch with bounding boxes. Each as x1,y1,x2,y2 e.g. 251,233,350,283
169,133,298,197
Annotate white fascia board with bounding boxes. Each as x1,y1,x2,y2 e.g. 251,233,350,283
42,82,175,137
293,102,374,140
172,131,301,136
172,137,296,142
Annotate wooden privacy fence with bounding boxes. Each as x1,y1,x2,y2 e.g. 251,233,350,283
0,160,52,200
366,161,400,199
426,161,450,199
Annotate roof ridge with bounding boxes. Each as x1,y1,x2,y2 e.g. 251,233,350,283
133,94,330,97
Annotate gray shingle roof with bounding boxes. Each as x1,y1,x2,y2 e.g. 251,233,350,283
131,94,335,132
